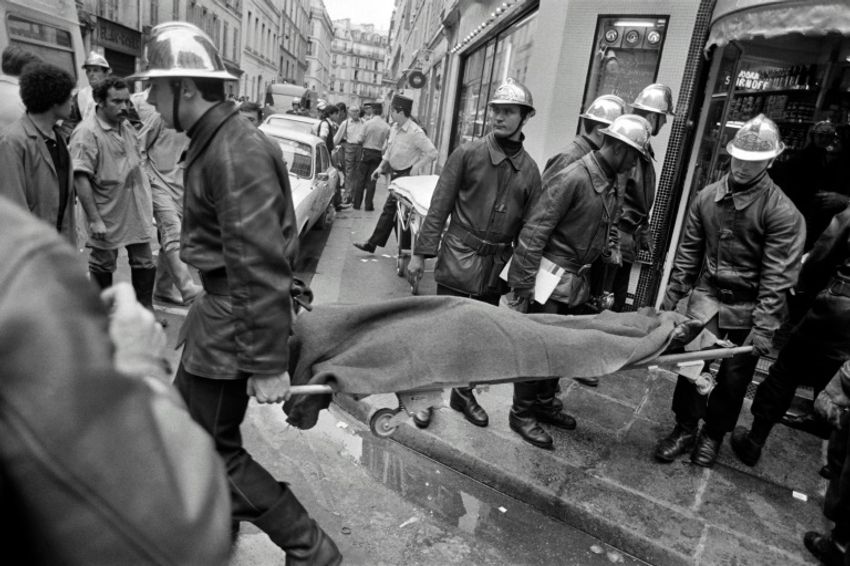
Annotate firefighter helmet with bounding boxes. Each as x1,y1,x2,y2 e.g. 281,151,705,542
726,114,785,161
631,83,674,115
579,94,627,125
488,78,535,113
600,114,652,159
128,21,237,81
82,51,110,70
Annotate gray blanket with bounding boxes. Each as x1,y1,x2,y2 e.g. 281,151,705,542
283,296,690,429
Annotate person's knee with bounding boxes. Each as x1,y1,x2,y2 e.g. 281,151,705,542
127,244,155,269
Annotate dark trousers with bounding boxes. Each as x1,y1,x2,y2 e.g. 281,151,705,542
825,414,850,546
367,167,411,248
355,148,383,210
672,324,757,435
174,365,285,523
751,291,850,424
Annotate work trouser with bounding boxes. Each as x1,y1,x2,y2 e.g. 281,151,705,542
825,412,850,546
671,321,757,435
174,365,286,522
342,142,362,203
366,167,411,248
356,148,383,210
88,242,154,273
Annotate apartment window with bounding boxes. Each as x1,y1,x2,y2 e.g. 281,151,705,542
150,0,159,24
223,23,229,59
172,0,181,20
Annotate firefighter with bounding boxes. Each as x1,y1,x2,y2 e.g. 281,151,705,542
130,22,341,563
655,114,806,468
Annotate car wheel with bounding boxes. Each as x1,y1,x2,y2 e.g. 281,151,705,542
314,202,335,230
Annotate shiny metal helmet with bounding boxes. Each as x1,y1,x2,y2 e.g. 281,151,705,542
82,51,110,70
488,78,535,113
127,21,237,81
579,94,627,125
726,114,785,161
631,83,674,115
600,114,652,159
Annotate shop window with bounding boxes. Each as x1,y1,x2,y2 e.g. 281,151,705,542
451,9,537,150
581,15,669,121
7,15,76,79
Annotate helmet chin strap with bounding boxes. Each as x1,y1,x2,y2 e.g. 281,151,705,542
170,80,183,132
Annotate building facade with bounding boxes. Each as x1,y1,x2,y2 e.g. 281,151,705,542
279,0,310,86
241,0,280,101
329,19,388,107
306,0,333,97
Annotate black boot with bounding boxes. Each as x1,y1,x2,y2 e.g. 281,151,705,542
691,429,723,468
89,270,113,290
533,378,576,430
729,426,763,466
131,267,157,311
450,387,489,427
654,423,697,462
253,483,342,566
510,382,553,449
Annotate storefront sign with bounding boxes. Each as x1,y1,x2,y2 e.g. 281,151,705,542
97,18,141,56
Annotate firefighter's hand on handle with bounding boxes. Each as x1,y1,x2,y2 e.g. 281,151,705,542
507,288,532,313
407,254,425,287
101,282,168,379
247,371,292,404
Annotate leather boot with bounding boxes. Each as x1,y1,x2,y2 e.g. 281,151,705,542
89,270,113,290
654,423,697,462
533,378,576,430
449,387,489,427
158,248,201,306
691,429,722,468
131,267,157,311
253,483,342,566
510,382,553,450
729,426,763,467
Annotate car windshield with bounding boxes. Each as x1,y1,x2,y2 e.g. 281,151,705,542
271,137,313,179
265,115,317,135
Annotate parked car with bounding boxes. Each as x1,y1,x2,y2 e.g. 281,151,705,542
259,124,338,237
262,113,321,136
263,83,319,118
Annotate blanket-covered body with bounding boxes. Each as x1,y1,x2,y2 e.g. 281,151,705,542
283,296,691,429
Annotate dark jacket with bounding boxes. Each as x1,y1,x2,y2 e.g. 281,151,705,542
0,114,76,242
415,133,542,296
664,173,806,335
0,197,231,565
541,135,596,185
797,205,850,296
618,144,656,262
509,151,619,306
180,101,298,378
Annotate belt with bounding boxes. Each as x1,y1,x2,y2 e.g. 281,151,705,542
446,223,512,256
199,268,229,295
828,277,850,298
716,287,757,304
556,257,592,276
389,167,411,180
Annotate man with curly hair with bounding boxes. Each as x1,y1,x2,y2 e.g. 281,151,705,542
0,62,77,242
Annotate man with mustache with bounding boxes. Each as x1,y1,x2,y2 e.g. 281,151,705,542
70,76,155,309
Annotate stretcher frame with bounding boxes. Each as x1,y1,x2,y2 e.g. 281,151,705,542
288,345,754,438
392,191,420,294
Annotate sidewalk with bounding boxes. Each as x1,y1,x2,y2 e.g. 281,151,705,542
311,178,827,566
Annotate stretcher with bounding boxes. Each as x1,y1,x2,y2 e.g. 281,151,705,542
288,344,754,438
388,175,440,294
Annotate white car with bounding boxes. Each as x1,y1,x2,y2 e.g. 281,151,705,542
259,124,338,237
261,113,322,136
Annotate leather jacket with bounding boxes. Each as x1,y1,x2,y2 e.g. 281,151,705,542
415,133,541,296
664,173,806,334
618,144,656,262
510,151,619,306
541,135,596,185
181,102,298,377
797,205,850,296
0,197,231,565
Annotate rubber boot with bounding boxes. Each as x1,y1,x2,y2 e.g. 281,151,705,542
533,378,576,430
158,248,201,306
131,267,157,311
89,270,113,290
253,483,342,566
509,381,553,449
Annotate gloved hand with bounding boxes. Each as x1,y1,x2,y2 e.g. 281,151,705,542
636,227,652,255
659,291,678,312
814,390,848,430
507,288,532,313
744,329,773,357
407,254,425,287
102,283,168,380
602,245,622,266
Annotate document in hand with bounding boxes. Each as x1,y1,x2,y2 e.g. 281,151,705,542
500,257,565,304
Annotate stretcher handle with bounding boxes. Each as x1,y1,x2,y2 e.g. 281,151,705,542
289,384,336,395
636,345,754,368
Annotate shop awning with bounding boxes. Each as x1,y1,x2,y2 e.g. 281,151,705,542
706,0,850,52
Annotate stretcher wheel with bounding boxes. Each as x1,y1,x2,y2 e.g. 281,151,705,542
370,408,401,438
